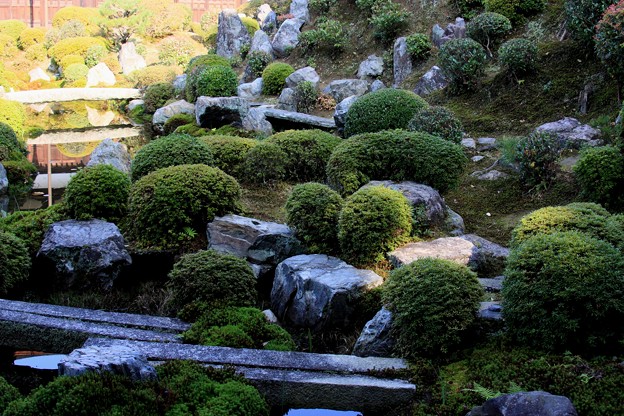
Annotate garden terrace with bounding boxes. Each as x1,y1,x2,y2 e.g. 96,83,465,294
3,88,141,104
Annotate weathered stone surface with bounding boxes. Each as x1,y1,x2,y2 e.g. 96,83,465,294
472,155,485,162
370,79,386,92
172,74,187,93
249,29,275,57
85,105,115,126
216,9,251,59
461,138,476,149
0,163,8,196
473,170,509,181
479,301,502,320
432,17,466,48
431,24,445,48
271,254,383,331
290,0,310,23
258,4,277,33
352,307,395,358
535,117,602,148
59,344,157,380
285,66,320,89
37,220,132,291
446,208,465,236
86,138,132,174
277,87,297,111
29,67,50,82
86,63,116,88
195,96,249,128
477,137,497,150
466,391,578,416
324,79,369,103
479,276,505,293
152,99,195,126
413,65,449,96
127,99,144,111
118,42,146,75
272,18,304,57
208,214,304,266
264,108,336,130
393,37,412,87
357,55,384,80
459,234,509,277
242,106,274,136
238,77,264,99
334,95,358,132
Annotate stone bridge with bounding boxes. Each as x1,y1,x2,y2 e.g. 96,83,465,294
2,88,141,104
0,299,415,414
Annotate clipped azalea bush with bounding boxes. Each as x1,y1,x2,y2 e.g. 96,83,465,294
125,164,241,249
199,135,258,179
405,33,432,60
261,62,294,95
166,250,257,313
265,129,342,181
338,185,412,264
383,258,483,358
498,38,538,75
343,89,429,138
285,182,344,253
484,0,546,25
0,98,26,138
143,82,175,113
503,231,624,354
130,133,214,181
466,12,512,55
195,65,238,98
17,27,45,50
327,130,466,195
63,164,130,223
128,65,178,89
407,106,463,144
0,204,67,256
48,36,106,62
574,145,624,210
240,142,287,184
439,38,487,92
0,20,26,41
184,54,233,102
0,231,30,295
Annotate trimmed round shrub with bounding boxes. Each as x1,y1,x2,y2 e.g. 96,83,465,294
261,62,295,95
484,0,546,25
184,55,234,103
466,12,512,55
510,202,624,249
338,185,412,264
0,98,26,138
0,20,26,41
63,164,130,223
439,38,487,92
166,250,257,312
241,16,260,37
498,38,537,75
48,36,106,62
63,63,88,83
143,82,175,113
84,44,106,68
0,34,17,58
241,143,287,184
383,258,483,358
128,65,177,89
125,164,241,249
0,375,20,413
144,2,192,39
265,129,342,181
503,231,624,353
574,145,624,210
0,231,31,295
199,135,258,179
158,35,200,67
59,54,84,73
163,113,195,135
327,130,467,195
130,134,214,181
195,65,238,97
0,122,26,161
407,106,463,144
17,27,45,50
405,33,432,60
344,89,429,138
186,53,231,75
25,43,47,62
52,6,99,33
285,183,344,253
2,159,36,194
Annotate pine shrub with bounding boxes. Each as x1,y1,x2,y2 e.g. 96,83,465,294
466,12,512,55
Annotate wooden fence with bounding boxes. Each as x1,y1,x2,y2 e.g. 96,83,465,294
0,0,245,27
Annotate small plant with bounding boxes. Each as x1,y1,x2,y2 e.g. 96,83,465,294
158,35,198,67
0,204,68,256
438,38,487,93
514,131,563,189
299,18,347,55
163,113,195,135
466,12,512,56
407,106,464,144
143,82,175,113
595,1,624,85
405,33,432,61
247,51,272,78
261,62,295,95
294,81,318,113
369,0,411,43
498,38,537,76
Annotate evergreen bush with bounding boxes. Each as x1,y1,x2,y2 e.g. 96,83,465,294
247,51,272,78
565,0,612,46
1,159,36,195
405,33,432,60
383,258,483,358
128,65,177,89
59,54,85,73
0,376,20,414
195,65,238,97
158,35,198,67
84,44,106,68
285,182,344,253
0,231,30,295
338,185,412,264
407,106,463,144
484,0,545,25
595,1,624,83
261,62,294,95
52,6,99,33
466,12,512,56
143,82,176,113
438,38,487,92
294,81,318,113
184,54,233,102
130,133,214,181
574,145,624,210
299,18,347,54
240,142,287,184
503,231,624,354
0,122,26,161
0,98,26,138
48,37,106,62
344,89,429,138
17,27,45,50
63,63,89,83
327,130,466,195
163,113,195,135
199,135,258,179
0,20,26,41
498,38,537,75
514,131,563,188
369,0,411,43
0,204,68,256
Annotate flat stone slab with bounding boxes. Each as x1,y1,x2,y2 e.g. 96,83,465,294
479,301,502,320
4,88,141,104
264,108,336,131
389,237,474,268
27,126,143,145
478,276,505,292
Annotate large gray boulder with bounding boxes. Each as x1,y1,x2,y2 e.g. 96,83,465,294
249,29,275,57
413,66,449,96
271,254,383,331
357,55,384,80
431,17,466,48
258,4,277,33
59,344,157,381
393,37,412,87
285,66,320,90
324,79,369,103
195,96,249,128
37,220,132,291
152,99,195,127
118,42,146,75
172,74,187,93
238,77,264,99
465,391,578,416
352,307,395,357
334,95,358,133
242,106,274,137
216,9,251,59
0,162,8,196
86,138,131,175
290,0,310,23
535,117,602,148
277,87,297,111
86,63,116,88
272,18,304,57
460,234,509,277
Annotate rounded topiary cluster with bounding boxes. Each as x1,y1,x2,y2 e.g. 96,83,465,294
574,145,624,210
130,134,214,181
17,27,45,50
327,130,467,195
338,185,412,264
167,250,257,312
195,65,238,98
405,33,432,60
125,164,241,249
510,202,624,249
439,38,487,92
0,20,26,41
63,63,89,83
63,164,130,223
466,12,512,55
241,143,287,184
498,38,537,75
143,82,175,113
264,129,342,181
565,0,613,46
344,89,429,138
285,182,344,254
184,54,233,103
48,36,106,62
129,65,177,89
0,231,30,295
407,106,463,144
199,135,258,179
261,62,295,95
503,231,624,354
383,258,483,358
0,98,26,138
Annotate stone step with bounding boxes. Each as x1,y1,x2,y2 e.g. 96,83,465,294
264,108,336,131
